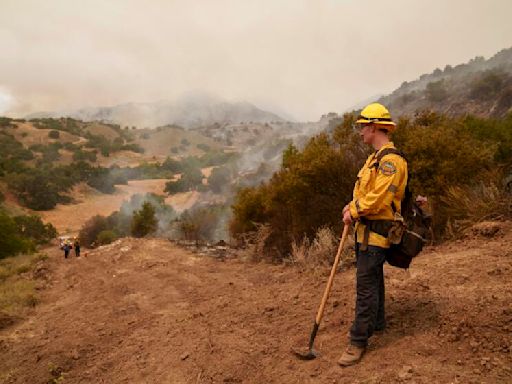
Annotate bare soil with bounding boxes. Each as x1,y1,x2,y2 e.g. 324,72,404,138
0,225,511,383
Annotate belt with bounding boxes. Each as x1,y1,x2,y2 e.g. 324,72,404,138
358,218,394,250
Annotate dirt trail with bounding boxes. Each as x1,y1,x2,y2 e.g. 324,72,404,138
1,225,511,383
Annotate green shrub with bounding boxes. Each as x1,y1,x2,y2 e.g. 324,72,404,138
72,149,97,162
164,166,203,194
62,142,78,151
230,187,268,235
178,206,220,241
121,143,145,153
48,130,60,139
208,167,231,193
392,112,495,196
230,128,361,260
86,167,118,193
198,151,236,166
96,230,118,245
13,215,57,244
79,215,109,247
391,112,500,239
41,146,61,163
461,114,512,164
110,193,176,236
7,172,63,210
196,143,210,152
0,117,13,127
0,212,34,259
470,70,506,100
31,118,63,131
162,157,182,173
84,133,113,156
131,202,157,237
0,132,33,166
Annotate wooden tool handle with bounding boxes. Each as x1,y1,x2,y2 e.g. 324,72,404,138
315,224,350,325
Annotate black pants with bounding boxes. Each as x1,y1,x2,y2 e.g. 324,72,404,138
349,245,386,347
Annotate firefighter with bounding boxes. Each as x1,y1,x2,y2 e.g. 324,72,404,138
338,103,408,366
74,238,81,257
63,240,72,259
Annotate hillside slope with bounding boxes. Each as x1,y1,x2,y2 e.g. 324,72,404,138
0,224,511,383
378,47,512,118
134,126,222,158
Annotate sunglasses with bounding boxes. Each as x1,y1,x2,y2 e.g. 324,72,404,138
352,122,374,131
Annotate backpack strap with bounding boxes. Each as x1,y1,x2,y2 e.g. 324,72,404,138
372,147,404,168
372,147,409,213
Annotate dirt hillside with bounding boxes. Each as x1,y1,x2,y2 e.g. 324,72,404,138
0,223,511,383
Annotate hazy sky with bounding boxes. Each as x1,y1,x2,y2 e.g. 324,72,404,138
0,0,510,121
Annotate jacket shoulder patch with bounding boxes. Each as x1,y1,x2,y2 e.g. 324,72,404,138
379,161,397,176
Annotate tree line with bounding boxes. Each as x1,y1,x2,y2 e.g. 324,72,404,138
230,111,512,261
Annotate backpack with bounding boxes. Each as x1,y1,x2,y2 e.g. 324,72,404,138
371,148,431,269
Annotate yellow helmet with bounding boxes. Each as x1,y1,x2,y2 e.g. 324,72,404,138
356,103,396,132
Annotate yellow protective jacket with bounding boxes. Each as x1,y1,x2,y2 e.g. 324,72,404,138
349,142,408,248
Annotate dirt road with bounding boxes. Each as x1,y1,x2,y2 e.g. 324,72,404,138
1,225,511,383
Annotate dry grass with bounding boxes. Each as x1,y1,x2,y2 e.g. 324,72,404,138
441,181,512,237
7,122,80,147
240,225,356,267
237,223,273,262
291,226,355,269
0,280,38,313
0,253,47,316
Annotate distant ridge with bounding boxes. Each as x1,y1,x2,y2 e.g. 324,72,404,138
26,94,285,128
374,47,512,118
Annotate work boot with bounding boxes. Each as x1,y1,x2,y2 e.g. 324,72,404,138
337,345,366,367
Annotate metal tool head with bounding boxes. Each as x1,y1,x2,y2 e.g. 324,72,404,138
291,347,319,360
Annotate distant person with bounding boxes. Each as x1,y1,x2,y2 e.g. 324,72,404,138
63,242,71,259
74,239,81,257
338,103,408,366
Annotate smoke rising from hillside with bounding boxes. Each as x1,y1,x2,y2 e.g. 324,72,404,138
0,89,13,114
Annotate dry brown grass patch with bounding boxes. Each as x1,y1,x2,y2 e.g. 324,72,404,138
0,253,47,320
291,226,355,269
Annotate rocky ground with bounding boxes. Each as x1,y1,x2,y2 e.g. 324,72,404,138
0,222,511,383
